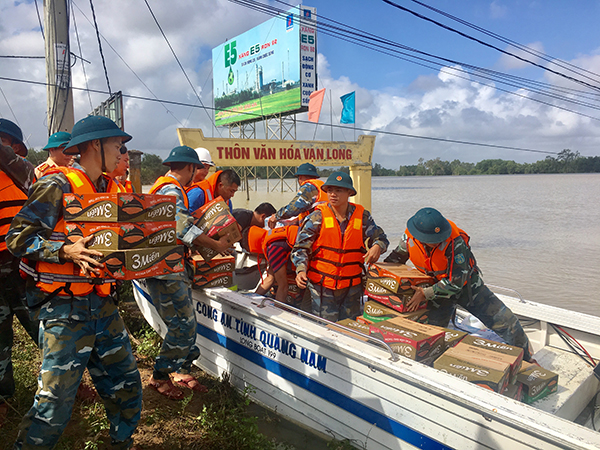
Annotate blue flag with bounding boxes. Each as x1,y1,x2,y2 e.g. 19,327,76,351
340,91,355,124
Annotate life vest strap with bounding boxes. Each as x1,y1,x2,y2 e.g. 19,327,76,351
313,245,366,255
308,266,364,282
19,259,115,285
311,256,365,269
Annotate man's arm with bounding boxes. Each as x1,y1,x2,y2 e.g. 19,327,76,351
362,209,389,264
273,183,319,222
291,209,322,288
383,234,410,264
0,143,35,192
187,186,206,215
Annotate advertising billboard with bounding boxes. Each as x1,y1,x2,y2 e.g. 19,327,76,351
212,5,316,127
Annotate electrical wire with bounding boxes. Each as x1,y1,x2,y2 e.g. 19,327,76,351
550,324,596,367
34,0,45,41
0,75,563,156
89,0,111,94
0,55,45,59
0,85,32,149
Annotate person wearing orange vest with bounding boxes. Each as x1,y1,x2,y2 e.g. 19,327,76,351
187,168,240,214
7,116,142,450
292,171,389,322
0,119,39,428
245,225,302,305
34,131,73,179
106,144,133,192
145,146,233,401
385,207,534,361
268,162,327,228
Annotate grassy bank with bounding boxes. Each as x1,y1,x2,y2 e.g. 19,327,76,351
3,285,357,450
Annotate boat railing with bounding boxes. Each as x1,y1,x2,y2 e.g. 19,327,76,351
256,296,400,362
487,284,526,303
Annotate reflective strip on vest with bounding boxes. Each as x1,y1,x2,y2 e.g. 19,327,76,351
307,203,366,290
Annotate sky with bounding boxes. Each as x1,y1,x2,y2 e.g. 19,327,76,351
1,0,600,168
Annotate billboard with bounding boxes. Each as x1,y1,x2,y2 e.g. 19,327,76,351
212,5,316,127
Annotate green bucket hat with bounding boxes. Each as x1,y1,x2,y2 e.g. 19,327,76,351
64,116,132,154
163,145,204,167
0,118,26,156
406,207,452,244
321,171,356,196
43,131,71,150
294,162,319,178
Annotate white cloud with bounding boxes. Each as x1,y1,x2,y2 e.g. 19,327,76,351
490,1,508,19
497,41,545,70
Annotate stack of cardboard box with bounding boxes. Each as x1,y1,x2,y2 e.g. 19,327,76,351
191,254,235,289
364,263,434,313
63,193,183,280
192,197,242,261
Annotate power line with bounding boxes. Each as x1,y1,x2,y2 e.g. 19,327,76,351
0,75,561,156
89,0,111,94
0,55,45,59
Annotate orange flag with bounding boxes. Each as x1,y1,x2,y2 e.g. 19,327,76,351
308,88,326,123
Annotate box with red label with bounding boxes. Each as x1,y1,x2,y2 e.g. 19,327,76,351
193,197,242,261
369,317,445,361
63,193,176,222
359,301,429,324
193,271,233,289
93,245,185,280
192,254,235,275
65,221,177,250
367,263,435,294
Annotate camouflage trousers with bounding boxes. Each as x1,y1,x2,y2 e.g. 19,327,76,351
14,310,142,450
146,277,200,380
429,283,534,361
307,281,363,322
0,274,39,401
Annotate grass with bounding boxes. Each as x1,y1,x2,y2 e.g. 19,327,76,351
3,281,357,449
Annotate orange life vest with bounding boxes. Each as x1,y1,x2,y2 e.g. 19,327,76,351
19,167,119,298
186,170,222,202
262,225,298,254
405,220,474,282
307,203,366,290
297,179,327,222
150,175,189,210
0,171,28,257
246,226,268,254
115,179,134,193
124,180,134,193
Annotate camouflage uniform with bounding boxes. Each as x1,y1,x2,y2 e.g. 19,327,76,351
292,204,389,322
146,179,202,381
274,182,319,223
6,164,141,450
389,234,533,360
0,144,40,405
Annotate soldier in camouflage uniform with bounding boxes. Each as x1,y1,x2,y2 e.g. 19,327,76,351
268,163,325,227
145,146,232,400
385,207,534,361
0,119,39,427
292,172,389,322
7,116,142,449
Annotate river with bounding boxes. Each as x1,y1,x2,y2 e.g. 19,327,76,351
233,173,600,317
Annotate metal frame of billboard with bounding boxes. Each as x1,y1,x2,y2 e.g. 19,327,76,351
212,5,317,127
91,91,124,130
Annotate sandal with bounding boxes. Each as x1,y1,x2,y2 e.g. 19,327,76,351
171,374,209,393
148,377,185,400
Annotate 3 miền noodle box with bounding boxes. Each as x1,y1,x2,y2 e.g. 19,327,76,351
434,347,511,393
451,341,520,386
369,317,445,361
460,335,524,383
360,301,429,324
193,197,242,261
94,245,185,280
65,221,177,250
192,254,235,275
328,319,371,342
63,193,176,222
517,361,559,404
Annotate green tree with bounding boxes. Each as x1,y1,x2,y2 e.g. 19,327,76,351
25,148,47,167
141,153,168,185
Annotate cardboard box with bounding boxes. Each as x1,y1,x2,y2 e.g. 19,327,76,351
502,383,523,401
65,221,177,250
193,198,242,261
361,301,429,324
434,348,511,393
63,193,176,222
192,254,235,275
444,344,512,392
460,335,523,383
369,317,445,361
327,319,371,342
440,328,469,349
94,245,185,280
193,272,233,289
517,362,559,404
367,263,435,294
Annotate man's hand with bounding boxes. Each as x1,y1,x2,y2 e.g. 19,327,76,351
364,244,382,265
267,214,278,229
296,271,308,289
194,233,234,255
59,236,104,277
406,286,427,312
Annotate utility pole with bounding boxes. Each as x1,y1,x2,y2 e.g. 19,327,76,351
45,0,74,135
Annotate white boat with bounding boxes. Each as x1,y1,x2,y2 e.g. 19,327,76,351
132,271,600,450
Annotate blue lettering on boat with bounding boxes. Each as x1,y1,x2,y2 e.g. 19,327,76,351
220,312,232,329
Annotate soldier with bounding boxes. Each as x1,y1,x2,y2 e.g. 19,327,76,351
106,144,132,192
232,202,276,235
7,116,142,449
0,119,39,428
146,146,233,400
292,171,389,322
34,131,73,179
384,207,534,361
268,162,327,228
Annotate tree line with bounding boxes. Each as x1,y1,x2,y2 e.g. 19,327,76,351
375,150,600,177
